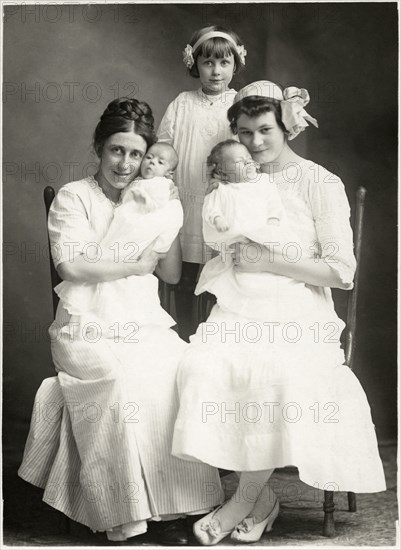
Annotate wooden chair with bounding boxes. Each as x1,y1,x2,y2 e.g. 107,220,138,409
196,187,367,537
44,187,62,316
43,185,176,318
323,186,366,536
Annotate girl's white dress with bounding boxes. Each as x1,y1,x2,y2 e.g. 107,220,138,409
18,176,223,539
157,88,237,264
172,161,386,493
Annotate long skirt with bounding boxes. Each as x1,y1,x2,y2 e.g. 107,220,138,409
172,304,386,493
19,318,223,532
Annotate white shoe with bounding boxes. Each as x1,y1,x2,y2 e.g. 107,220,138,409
193,503,233,546
231,498,279,543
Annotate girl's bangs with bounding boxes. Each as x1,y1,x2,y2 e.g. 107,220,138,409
200,37,235,59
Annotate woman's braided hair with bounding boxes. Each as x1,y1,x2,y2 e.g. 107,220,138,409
94,97,156,155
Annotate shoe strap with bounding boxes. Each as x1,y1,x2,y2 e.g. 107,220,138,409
236,517,255,533
201,518,221,537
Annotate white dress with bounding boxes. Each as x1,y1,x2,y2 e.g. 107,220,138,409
18,177,223,538
172,161,386,493
157,88,237,264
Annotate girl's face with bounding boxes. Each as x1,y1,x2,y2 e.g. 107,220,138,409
236,111,286,165
97,131,147,198
197,54,235,95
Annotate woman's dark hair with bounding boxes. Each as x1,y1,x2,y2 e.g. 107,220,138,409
227,97,287,135
93,98,156,156
188,25,245,78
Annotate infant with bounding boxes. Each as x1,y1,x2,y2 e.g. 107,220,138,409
206,140,281,233
197,139,305,318
125,142,178,214
202,140,291,254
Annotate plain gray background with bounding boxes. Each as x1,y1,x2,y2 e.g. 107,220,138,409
3,2,398,445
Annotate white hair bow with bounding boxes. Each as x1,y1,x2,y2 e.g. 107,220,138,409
281,87,319,140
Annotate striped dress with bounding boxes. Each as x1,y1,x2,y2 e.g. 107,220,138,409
18,177,223,539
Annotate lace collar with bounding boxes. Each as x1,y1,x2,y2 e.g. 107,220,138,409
87,175,123,208
197,87,236,107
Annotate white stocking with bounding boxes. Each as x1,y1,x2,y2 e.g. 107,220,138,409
246,478,277,523
215,469,274,532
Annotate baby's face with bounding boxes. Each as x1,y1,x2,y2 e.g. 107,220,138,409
219,144,259,183
141,144,174,179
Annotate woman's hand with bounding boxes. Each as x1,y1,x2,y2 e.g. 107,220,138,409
168,181,180,200
231,239,265,272
205,178,223,195
133,243,162,276
155,236,182,284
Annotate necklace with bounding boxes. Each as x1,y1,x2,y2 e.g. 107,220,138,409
87,175,122,208
200,88,224,107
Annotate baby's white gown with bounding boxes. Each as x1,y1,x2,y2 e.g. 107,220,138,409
172,162,386,493
197,173,315,320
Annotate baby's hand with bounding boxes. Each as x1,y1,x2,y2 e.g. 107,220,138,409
214,215,229,232
131,188,146,203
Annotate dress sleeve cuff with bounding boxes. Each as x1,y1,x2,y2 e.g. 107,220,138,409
325,259,355,290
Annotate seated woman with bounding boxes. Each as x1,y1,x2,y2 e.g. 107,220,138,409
18,98,223,544
172,81,386,545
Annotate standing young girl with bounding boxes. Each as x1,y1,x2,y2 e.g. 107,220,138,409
157,25,246,339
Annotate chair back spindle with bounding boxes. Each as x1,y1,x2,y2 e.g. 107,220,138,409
44,186,62,317
344,186,366,369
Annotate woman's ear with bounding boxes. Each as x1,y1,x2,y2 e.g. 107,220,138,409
94,143,103,158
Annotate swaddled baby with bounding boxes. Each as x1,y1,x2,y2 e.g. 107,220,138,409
197,139,312,320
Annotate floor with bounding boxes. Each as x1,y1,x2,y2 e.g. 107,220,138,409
3,421,398,548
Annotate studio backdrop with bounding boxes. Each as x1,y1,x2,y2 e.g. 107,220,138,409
3,2,398,443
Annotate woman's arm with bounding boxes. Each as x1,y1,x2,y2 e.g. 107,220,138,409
234,242,350,289
50,185,164,284
154,236,182,284
234,167,357,290
57,243,160,283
